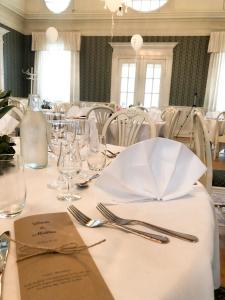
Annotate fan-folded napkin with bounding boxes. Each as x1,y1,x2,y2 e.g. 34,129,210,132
96,138,207,201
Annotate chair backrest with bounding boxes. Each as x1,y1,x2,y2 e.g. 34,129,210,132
8,97,27,114
102,108,156,146
87,106,114,135
216,111,225,136
162,107,181,139
192,111,212,193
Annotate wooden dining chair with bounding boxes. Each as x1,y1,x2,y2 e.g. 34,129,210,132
192,111,212,193
213,111,225,160
102,108,156,146
87,105,114,135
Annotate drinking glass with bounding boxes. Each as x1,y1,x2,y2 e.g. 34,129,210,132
47,120,76,190
57,141,82,201
75,119,90,160
87,135,106,172
0,154,26,218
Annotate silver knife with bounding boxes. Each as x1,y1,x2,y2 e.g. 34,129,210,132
0,231,10,300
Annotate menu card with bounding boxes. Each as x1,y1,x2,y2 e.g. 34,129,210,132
14,212,114,300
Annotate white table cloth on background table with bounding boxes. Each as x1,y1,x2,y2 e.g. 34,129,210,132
1,153,220,300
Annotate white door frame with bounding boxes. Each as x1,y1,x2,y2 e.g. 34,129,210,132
110,42,177,107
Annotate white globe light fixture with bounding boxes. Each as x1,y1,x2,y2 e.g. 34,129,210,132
44,0,71,14
104,0,124,13
131,34,143,52
46,27,59,43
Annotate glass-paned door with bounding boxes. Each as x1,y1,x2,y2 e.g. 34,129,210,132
118,59,165,108
119,61,136,108
143,63,162,107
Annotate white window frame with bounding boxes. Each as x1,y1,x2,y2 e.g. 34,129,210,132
110,42,177,108
0,27,9,91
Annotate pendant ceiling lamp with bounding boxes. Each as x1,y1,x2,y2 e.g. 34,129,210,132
44,0,71,14
131,34,143,52
46,27,58,43
103,0,128,16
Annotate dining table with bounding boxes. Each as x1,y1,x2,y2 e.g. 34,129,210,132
0,143,220,300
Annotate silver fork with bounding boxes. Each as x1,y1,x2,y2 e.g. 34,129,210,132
97,203,198,243
67,205,169,244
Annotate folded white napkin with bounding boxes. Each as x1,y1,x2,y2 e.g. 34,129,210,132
96,137,207,202
0,114,19,135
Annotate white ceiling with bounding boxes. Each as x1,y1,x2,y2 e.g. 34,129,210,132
1,0,225,35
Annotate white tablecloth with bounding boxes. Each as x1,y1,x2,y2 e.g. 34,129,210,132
1,154,220,300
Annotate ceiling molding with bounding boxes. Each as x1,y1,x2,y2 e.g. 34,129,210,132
23,11,225,21
0,4,25,33
0,1,25,17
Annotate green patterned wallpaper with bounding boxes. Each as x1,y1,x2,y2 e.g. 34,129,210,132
80,36,210,106
1,30,210,106
0,24,34,97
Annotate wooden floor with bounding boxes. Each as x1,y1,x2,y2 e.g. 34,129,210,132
213,151,225,287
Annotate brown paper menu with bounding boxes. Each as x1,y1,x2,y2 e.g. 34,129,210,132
14,212,114,300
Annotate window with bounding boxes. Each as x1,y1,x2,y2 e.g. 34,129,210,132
32,31,80,105
126,0,168,12
119,63,136,107
144,63,161,107
110,42,177,108
204,32,225,112
36,49,71,102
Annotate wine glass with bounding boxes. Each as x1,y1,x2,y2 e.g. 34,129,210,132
47,120,76,189
75,119,90,160
87,135,106,172
57,141,82,201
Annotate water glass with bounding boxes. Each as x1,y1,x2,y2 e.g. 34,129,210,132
57,141,82,201
87,136,106,172
0,154,26,218
75,119,90,161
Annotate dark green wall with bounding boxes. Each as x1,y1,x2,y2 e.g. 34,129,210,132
1,29,210,106
0,24,34,97
80,36,210,106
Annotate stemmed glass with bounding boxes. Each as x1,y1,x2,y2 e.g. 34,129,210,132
47,120,76,189
75,119,90,161
57,141,82,201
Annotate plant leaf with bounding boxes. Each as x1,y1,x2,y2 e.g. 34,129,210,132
0,105,14,119
0,90,11,99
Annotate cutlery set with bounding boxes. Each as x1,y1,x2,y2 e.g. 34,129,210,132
68,203,198,244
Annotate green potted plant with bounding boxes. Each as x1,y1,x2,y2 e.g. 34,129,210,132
0,90,16,156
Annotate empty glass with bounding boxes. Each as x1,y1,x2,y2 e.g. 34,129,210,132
75,119,90,161
57,141,82,201
0,154,26,218
87,135,106,172
47,120,76,190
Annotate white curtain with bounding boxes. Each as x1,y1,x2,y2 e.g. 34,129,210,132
204,32,225,112
32,31,81,105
